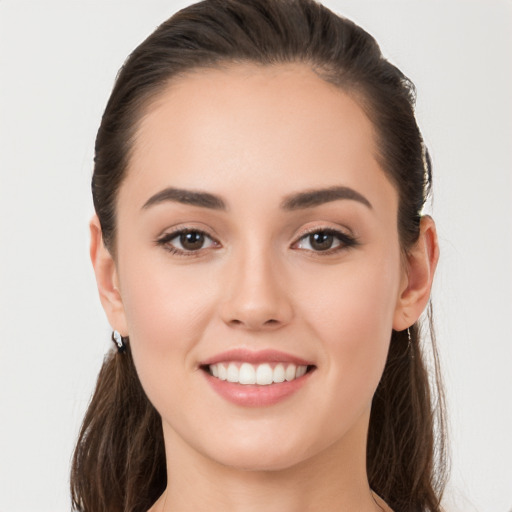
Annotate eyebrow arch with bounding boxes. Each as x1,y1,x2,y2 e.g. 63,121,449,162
142,187,227,211
281,186,372,210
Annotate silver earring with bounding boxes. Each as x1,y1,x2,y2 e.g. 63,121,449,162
112,330,127,353
407,327,414,359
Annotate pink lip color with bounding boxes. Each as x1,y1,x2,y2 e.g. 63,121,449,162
200,348,312,366
203,370,313,407
200,348,314,407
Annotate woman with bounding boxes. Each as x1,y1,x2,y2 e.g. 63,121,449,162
71,0,447,511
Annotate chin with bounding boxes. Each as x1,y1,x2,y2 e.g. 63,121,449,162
196,426,323,473
213,447,309,473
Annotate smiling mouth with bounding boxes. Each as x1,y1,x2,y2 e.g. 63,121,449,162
201,362,315,385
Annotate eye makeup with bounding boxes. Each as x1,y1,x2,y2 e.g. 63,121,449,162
292,227,359,255
155,225,359,258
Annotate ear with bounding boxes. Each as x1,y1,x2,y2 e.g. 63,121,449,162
393,215,439,331
89,215,129,336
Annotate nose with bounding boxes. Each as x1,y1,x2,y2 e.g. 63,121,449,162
219,246,294,331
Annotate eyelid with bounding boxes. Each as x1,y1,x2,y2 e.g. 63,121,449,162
155,223,358,257
291,225,359,253
292,223,355,241
155,225,221,256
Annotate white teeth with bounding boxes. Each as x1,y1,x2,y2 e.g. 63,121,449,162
296,365,307,378
285,364,297,381
239,362,256,384
256,363,273,385
218,363,227,381
273,363,285,383
227,363,239,382
208,362,309,385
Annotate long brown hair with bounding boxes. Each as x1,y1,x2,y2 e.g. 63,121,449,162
71,1,448,510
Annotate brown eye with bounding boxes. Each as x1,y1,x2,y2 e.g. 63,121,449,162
157,229,217,255
308,232,334,251
179,231,205,250
294,229,357,253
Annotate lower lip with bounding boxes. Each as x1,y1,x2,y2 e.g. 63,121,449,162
202,369,313,407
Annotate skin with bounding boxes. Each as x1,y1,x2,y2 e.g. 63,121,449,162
91,63,438,512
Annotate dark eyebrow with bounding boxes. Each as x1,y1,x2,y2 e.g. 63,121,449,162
281,186,372,210
142,187,227,210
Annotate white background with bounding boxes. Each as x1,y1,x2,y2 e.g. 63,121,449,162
0,1,511,511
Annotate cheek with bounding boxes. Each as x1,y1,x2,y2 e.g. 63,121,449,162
297,251,402,400
120,249,217,337
116,254,219,402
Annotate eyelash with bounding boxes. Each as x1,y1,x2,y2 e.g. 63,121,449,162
292,227,359,255
155,227,358,257
156,228,220,258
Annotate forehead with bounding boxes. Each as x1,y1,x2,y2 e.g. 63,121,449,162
125,62,396,212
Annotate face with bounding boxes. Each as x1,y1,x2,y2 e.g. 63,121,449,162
110,63,408,471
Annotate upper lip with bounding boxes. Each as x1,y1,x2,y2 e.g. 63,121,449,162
199,348,314,367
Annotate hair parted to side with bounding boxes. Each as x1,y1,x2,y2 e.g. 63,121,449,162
72,1,447,511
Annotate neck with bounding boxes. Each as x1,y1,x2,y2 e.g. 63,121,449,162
153,411,389,512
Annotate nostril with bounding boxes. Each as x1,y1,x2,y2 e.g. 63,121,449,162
227,318,280,329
